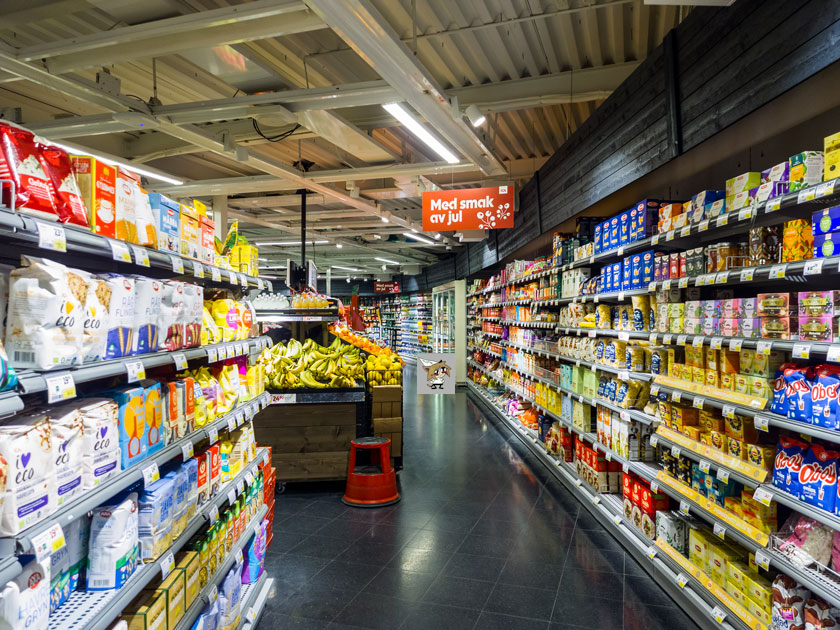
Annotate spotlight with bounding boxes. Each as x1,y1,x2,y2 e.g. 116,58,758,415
336,243,343,249
465,104,486,127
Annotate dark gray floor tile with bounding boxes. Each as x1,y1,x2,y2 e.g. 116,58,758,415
362,567,437,601
423,513,480,534
265,530,310,554
315,519,373,542
550,594,624,627
331,592,416,630
497,558,565,590
476,612,550,630
260,611,328,629
276,514,333,535
264,554,330,590
456,533,514,558
300,501,350,519
399,603,480,630
361,523,421,547
404,528,467,553
484,583,557,620
387,546,453,575
421,575,494,610
624,574,679,608
441,552,506,581
287,535,353,560
308,560,382,591
624,600,702,630
558,568,624,601
335,541,401,566
273,585,358,622
469,516,526,539
563,547,625,574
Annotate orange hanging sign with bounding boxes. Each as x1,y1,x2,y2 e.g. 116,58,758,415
422,185,514,231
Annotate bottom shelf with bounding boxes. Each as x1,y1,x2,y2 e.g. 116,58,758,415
238,575,274,630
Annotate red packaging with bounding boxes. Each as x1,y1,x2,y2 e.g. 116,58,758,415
0,123,56,219
679,251,687,277
180,376,195,430
631,479,642,507
196,453,209,504
207,444,221,496
36,142,89,226
669,253,680,279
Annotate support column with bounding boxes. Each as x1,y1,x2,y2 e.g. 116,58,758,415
212,195,229,240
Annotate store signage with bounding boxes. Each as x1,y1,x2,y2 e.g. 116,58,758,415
374,281,400,293
422,185,514,231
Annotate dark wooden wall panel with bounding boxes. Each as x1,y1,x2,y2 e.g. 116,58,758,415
497,178,540,258
424,258,456,288
455,249,470,279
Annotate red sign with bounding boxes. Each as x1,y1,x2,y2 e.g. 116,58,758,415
374,281,400,293
422,185,514,231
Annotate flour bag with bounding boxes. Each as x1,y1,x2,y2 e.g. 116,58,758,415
86,492,138,591
48,403,84,507
77,270,111,363
97,274,135,359
0,559,50,630
130,276,162,355
73,398,121,489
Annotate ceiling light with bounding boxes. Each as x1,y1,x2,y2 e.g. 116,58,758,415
50,140,184,185
336,243,343,249
383,103,459,164
465,104,486,127
403,232,436,245
381,216,389,223
382,264,387,271
346,278,350,283
256,240,328,246
258,257,268,261
332,266,359,272
375,257,399,265
434,233,441,240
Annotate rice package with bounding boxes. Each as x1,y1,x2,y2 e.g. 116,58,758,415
98,274,136,359
134,186,157,248
73,398,121,489
183,283,203,348
86,492,139,591
138,478,174,562
0,122,56,220
77,271,111,363
64,515,90,592
0,559,50,630
48,403,84,507
36,142,88,227
161,281,186,351
6,256,85,369
49,535,69,613
0,411,55,536
131,276,163,355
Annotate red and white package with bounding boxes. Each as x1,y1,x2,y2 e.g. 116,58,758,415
804,598,838,630
0,123,56,219
36,142,89,227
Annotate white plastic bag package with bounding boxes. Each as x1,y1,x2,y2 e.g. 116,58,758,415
97,274,135,359
130,276,163,355
47,403,84,507
52,398,120,490
5,256,85,369
77,270,111,363
182,283,203,349
160,281,186,351
86,492,138,591
0,559,50,630
64,514,90,593
0,411,56,535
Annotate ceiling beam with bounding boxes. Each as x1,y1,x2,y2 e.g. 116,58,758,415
16,1,325,75
304,0,507,177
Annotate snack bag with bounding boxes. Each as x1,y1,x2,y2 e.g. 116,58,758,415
799,444,839,513
98,274,135,360
778,513,834,569
201,308,221,346
771,364,798,416
183,283,203,348
787,366,815,422
6,257,85,369
804,598,834,630
812,365,840,430
36,142,89,227
772,574,809,630
214,363,240,415
0,123,56,219
774,436,808,497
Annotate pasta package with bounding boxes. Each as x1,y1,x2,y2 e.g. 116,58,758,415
131,276,162,355
6,256,85,369
115,171,139,244
98,274,135,359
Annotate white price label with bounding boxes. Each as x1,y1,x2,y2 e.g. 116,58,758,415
738,207,753,221
618,371,630,381
698,220,710,232
227,489,236,504
622,463,630,474
209,504,219,524
652,234,660,245
245,470,254,485
712,606,727,624
693,397,704,410
672,391,681,403
722,405,736,420
651,384,660,396
798,189,817,203
716,272,729,284
109,239,132,263
227,416,237,432
208,584,218,604
37,222,66,252
677,335,687,346
716,468,730,483
766,198,782,212
663,280,672,290
211,267,221,282
192,261,204,278
829,345,840,364
226,270,237,284
647,545,657,559
650,481,659,494
756,340,773,356
718,214,730,227
663,334,673,345
620,411,629,421
46,372,76,403
618,332,630,342
770,264,787,279
678,277,688,289
754,487,773,506
793,343,811,359
125,360,145,382
666,230,676,241
172,353,188,370
593,496,601,505
677,573,689,588
680,226,691,237
160,551,175,579
679,500,691,516
692,336,705,348
246,608,257,623
207,346,218,362
142,463,160,486
170,255,184,274
816,181,836,198
31,523,65,562
755,549,771,571
613,514,622,526
713,522,726,540
262,450,269,465
575,479,582,487
236,480,245,495
587,330,596,338
740,268,755,282
132,246,150,267
618,247,625,256
181,441,194,460
236,548,244,565
755,415,770,432
699,460,711,474
728,339,743,351
710,337,723,350
208,427,219,444
650,435,659,448
649,333,658,343
605,451,612,462
235,411,244,426
671,445,682,458
240,273,249,286
804,259,824,276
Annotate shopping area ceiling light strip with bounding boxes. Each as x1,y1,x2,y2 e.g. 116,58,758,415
375,257,399,265
332,266,360,272
403,231,436,245
383,103,460,164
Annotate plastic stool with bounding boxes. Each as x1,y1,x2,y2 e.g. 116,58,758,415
342,437,400,508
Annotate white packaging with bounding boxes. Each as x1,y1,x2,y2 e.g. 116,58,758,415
0,412,56,535
77,271,111,364
6,257,85,369
130,276,163,355
48,404,84,507
182,283,203,348
74,398,121,490
64,515,89,592
97,274,135,359
86,492,138,591
160,281,186,351
133,186,157,248
0,559,50,630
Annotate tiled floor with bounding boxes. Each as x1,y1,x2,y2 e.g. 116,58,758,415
259,367,701,629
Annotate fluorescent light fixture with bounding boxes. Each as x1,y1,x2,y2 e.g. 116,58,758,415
332,266,359,272
256,240,329,246
434,233,441,240
376,257,399,265
50,140,184,186
258,257,268,261
381,216,389,223
260,265,286,270
336,243,343,249
383,103,459,164
403,232,436,245
465,104,486,127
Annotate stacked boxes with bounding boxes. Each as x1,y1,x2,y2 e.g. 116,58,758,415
372,385,403,459
574,437,621,493
622,470,668,539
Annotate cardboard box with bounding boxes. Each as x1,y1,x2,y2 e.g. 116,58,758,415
825,131,840,182
71,156,117,238
789,151,824,192
725,172,761,198
200,216,215,264
151,567,186,629
176,551,200,608
372,401,401,418
148,193,181,253
179,204,201,259
373,417,403,456
372,385,402,402
122,589,167,630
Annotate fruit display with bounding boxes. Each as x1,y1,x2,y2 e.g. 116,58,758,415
258,337,365,390
291,292,331,309
365,353,404,389
329,323,404,363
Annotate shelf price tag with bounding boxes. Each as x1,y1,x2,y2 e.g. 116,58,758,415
618,332,630,342
722,405,736,420
650,481,660,493
713,522,727,540
208,426,219,444
236,480,245,496
227,416,236,432
650,435,659,448
37,222,66,252
676,573,689,588
816,181,836,198
574,479,582,487
170,255,184,274
715,272,729,284
666,230,676,241
693,397,704,410
605,451,612,462
208,584,218,604
679,500,691,516
46,372,76,403
716,468,730,483
160,551,175,579
663,334,673,345
738,207,753,221
766,198,782,212
692,336,705,348
235,411,244,427
709,337,723,350
647,545,657,559
728,339,743,351
712,606,727,624
240,273,249,286
652,234,660,245
680,226,691,238
662,280,672,290
622,463,630,474
109,239,132,263
671,391,681,403
246,608,257,624
613,514,622,526
651,384,660,396
181,441,194,460
755,549,771,571
618,371,630,381
804,259,824,276
125,360,145,383
677,335,688,346
754,487,773,506
227,489,236,504
769,264,787,279
793,343,811,359
698,220,710,232
142,463,160,486
716,215,729,227
740,268,755,282
649,333,658,344
755,416,770,432
209,504,219,524
31,523,65,562
211,267,221,282
756,340,773,356
671,445,681,458
245,470,254,485
192,261,204,278
699,460,711,474
236,548,244,565
207,346,218,363
132,246,150,267
592,496,601,505
798,189,817,203
828,346,840,364
172,353,188,370
619,411,629,421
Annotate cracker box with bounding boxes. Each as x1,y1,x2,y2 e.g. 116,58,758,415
826,131,840,181
705,199,726,219
179,204,201,259
726,172,761,198
148,193,181,254
107,386,148,468
200,216,215,265
71,156,116,238
752,181,789,204
122,590,167,630
762,162,790,183
789,151,824,192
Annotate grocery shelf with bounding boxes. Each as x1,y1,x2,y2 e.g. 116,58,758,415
237,574,273,630
766,485,840,533
0,557,22,591
3,392,269,558
47,452,270,630
499,320,556,328
267,389,366,404
0,207,269,291
466,267,557,297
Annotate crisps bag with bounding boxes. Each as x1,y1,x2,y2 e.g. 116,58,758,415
775,436,809,497
799,443,839,514
36,143,89,227
812,365,840,430
209,299,238,342
786,365,815,422
771,364,798,416
0,123,56,219
201,308,221,346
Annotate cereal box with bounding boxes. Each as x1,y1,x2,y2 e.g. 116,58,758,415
148,193,180,254
179,204,201,260
71,156,116,238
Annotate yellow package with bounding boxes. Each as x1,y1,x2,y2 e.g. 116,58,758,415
214,363,240,415
689,529,712,572
201,308,221,346
595,305,611,328
742,573,772,611
209,299,238,342
122,590,166,630
727,560,751,589
631,294,650,332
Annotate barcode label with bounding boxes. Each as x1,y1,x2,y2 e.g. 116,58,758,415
14,351,35,363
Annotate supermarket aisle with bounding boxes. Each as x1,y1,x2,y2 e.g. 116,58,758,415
259,368,701,629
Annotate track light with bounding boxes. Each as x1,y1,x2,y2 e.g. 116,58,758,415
336,243,343,249
465,104,486,127
434,233,441,240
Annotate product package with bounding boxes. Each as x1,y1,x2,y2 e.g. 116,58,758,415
86,493,139,591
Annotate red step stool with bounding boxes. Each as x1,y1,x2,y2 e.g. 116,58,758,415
342,436,400,508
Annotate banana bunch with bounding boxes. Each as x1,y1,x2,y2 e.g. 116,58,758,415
259,336,366,390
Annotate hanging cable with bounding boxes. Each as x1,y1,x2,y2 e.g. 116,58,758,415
251,118,301,142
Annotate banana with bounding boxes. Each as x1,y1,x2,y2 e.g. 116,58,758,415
300,371,327,389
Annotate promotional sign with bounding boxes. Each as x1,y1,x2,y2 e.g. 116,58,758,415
418,354,455,394
374,281,400,293
422,185,514,231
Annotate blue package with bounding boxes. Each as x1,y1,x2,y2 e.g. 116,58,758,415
181,458,199,505
691,190,725,208
640,249,655,287
622,257,632,289
619,211,631,246
138,477,174,534
164,467,189,516
813,231,840,258
630,254,642,290
599,220,610,252
812,206,840,236
593,223,603,254
612,263,622,292
609,216,620,250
